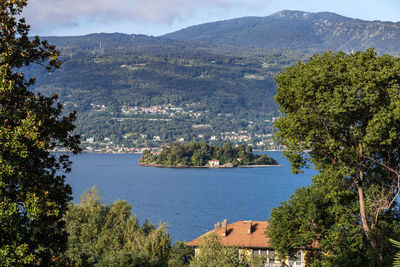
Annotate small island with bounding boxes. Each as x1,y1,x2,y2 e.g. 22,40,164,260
139,142,278,168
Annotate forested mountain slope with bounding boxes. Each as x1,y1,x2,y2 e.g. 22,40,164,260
164,10,400,55
27,33,305,150
25,11,400,151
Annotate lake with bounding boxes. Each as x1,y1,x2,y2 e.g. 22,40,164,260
66,151,317,242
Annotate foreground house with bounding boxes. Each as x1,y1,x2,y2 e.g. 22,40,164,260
186,220,305,267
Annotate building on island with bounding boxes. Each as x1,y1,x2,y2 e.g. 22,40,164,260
208,159,220,167
186,220,305,267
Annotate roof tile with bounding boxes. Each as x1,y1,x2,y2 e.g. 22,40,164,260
186,220,271,248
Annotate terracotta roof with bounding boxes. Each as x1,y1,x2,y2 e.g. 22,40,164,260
186,220,271,248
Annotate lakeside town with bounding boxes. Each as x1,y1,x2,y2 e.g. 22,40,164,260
75,103,283,153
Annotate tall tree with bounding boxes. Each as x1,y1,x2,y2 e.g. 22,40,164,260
64,187,171,266
274,48,400,265
0,0,80,264
168,241,194,267
188,234,243,267
267,168,398,266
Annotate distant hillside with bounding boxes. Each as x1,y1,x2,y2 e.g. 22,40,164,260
26,33,305,150
25,11,400,150
163,10,400,55
29,33,287,116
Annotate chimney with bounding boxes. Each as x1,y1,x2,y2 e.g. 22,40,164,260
247,220,252,234
214,222,221,231
221,219,227,237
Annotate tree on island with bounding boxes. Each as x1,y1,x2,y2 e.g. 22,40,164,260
269,49,400,265
0,1,80,264
139,142,277,167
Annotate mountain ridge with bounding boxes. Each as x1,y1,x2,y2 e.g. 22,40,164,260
163,10,400,55
25,10,400,150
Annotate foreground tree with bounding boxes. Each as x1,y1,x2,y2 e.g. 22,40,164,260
268,168,400,266
390,239,400,267
65,187,171,266
167,241,194,267
273,49,400,265
188,234,242,267
188,233,266,267
0,0,80,264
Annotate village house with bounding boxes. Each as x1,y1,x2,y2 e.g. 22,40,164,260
208,159,220,167
186,220,305,267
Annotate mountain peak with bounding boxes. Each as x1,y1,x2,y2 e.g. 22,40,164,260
272,10,311,18
163,10,400,55
271,10,350,21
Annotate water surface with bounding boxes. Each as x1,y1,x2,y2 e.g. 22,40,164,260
67,151,317,242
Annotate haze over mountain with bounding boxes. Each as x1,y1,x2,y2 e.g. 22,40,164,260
163,10,400,55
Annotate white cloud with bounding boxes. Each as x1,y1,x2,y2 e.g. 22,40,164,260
23,0,266,31
23,0,397,36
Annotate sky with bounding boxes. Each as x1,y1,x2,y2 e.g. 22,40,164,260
23,0,400,37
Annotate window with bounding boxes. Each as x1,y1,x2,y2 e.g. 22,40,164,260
268,250,275,262
253,249,268,257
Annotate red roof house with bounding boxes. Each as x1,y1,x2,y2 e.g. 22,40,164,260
186,220,305,267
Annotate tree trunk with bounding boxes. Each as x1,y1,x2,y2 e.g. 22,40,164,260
355,179,383,264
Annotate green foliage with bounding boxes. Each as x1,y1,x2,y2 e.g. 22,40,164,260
139,142,277,166
24,33,308,147
188,234,266,267
390,239,400,267
273,48,400,265
64,186,171,266
268,169,370,266
269,168,400,266
0,1,80,265
188,234,241,267
168,241,194,267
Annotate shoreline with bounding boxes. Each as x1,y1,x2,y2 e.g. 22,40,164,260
138,162,282,168
56,149,284,154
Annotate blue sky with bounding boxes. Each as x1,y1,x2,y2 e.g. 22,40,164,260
24,0,400,37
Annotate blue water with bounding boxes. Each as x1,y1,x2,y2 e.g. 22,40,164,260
66,151,317,242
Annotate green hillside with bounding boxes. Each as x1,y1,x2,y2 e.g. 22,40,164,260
26,33,307,151
24,11,400,152
164,10,400,55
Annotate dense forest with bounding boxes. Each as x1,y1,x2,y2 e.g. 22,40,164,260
23,33,309,150
165,10,400,55
23,11,400,150
139,142,278,167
